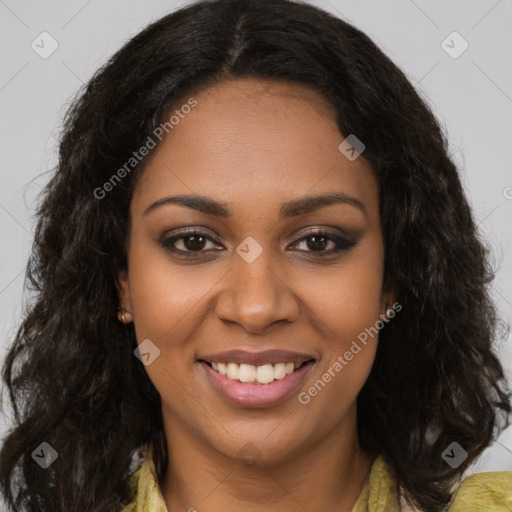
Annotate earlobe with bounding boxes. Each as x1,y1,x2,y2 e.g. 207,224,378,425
380,284,398,320
116,270,133,323
116,270,129,301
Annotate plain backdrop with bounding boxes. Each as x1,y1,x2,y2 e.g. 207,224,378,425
1,0,511,473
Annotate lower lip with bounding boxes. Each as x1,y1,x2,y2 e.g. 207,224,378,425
198,360,315,408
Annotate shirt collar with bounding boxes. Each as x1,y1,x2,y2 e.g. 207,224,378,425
122,445,512,512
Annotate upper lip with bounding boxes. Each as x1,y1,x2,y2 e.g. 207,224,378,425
197,349,316,366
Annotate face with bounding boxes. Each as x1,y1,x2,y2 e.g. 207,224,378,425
118,78,393,465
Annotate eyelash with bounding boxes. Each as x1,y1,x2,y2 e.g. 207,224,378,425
160,228,357,258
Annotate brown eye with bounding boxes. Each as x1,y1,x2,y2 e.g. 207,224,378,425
161,229,221,257
179,233,207,251
304,234,331,251
290,230,358,256
161,228,358,259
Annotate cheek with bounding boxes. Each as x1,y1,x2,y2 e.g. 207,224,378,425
126,245,216,407
126,239,217,359
308,247,385,342
302,247,384,400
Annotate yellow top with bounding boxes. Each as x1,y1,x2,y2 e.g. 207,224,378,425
121,446,512,512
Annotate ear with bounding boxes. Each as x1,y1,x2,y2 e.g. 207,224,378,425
116,270,132,312
380,276,398,318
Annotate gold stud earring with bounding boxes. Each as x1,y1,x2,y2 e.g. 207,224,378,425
118,306,133,324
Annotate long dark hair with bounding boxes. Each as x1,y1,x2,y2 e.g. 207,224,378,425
1,0,510,510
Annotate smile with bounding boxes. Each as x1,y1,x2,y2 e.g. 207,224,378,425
203,360,312,384
197,359,316,408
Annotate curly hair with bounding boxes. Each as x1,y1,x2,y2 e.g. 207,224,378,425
1,0,510,511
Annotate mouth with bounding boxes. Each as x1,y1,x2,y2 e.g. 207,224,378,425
195,350,317,408
198,359,315,385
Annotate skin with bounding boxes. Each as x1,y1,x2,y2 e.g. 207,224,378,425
117,78,395,512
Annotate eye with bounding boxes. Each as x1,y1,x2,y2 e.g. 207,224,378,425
290,229,357,256
160,228,221,257
160,228,358,258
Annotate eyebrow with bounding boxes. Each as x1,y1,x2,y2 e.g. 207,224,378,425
143,192,368,219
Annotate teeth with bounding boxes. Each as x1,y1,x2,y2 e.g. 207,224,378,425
227,362,239,380
207,360,306,384
274,363,287,379
239,363,256,383
256,364,275,384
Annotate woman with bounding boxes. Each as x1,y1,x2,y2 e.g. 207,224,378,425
0,0,510,510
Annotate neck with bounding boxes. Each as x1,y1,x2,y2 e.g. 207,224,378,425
160,404,374,512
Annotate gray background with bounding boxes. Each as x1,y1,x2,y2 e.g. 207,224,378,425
1,0,511,473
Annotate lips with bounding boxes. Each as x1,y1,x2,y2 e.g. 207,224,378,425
199,359,316,408
196,349,316,367
196,349,317,407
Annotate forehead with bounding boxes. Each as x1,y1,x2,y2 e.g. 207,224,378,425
132,78,378,220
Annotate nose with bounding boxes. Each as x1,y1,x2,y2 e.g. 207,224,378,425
214,249,300,334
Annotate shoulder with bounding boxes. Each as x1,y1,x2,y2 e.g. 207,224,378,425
120,465,143,512
121,446,168,512
446,470,512,511
357,455,512,512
